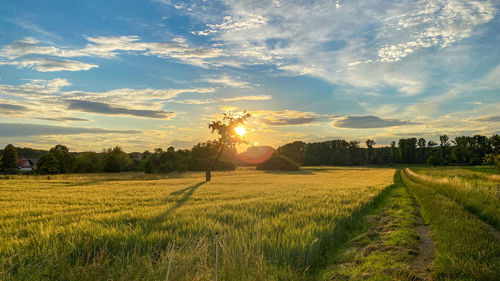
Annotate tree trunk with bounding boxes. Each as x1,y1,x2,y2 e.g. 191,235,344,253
206,145,224,182
206,169,211,182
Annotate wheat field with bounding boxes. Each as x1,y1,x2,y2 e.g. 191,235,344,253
0,167,394,281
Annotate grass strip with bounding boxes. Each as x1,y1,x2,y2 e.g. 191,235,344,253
407,168,500,230
321,171,420,280
402,169,500,280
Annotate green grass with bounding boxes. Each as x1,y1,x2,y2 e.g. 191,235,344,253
408,168,500,229
402,169,500,280
321,171,419,280
0,167,395,281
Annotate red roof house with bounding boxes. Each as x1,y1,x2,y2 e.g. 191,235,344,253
16,159,35,171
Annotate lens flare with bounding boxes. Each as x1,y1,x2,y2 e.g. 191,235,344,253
235,126,246,136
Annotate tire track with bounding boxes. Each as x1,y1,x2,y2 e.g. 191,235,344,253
411,198,434,281
406,168,500,242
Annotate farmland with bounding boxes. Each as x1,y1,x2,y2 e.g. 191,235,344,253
0,167,394,280
1,166,500,280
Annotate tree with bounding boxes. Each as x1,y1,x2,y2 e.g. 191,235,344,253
398,138,417,163
365,139,376,164
72,152,101,173
390,141,399,163
49,145,74,173
37,153,60,174
1,144,18,173
439,135,450,162
417,138,426,163
277,141,305,166
206,111,251,181
103,146,131,172
490,134,500,154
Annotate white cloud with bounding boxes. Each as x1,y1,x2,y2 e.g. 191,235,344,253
0,78,70,97
179,0,496,97
0,79,215,120
63,87,215,110
377,0,496,62
173,95,271,104
201,75,252,88
0,35,224,68
0,37,86,59
18,58,98,72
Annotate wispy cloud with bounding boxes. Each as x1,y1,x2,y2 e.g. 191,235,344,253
0,79,213,120
474,116,500,122
0,35,224,68
63,87,215,110
0,78,70,97
201,75,252,88
332,116,416,128
253,110,328,126
0,103,29,115
173,95,271,104
0,123,140,137
66,100,176,119
377,0,495,62
178,0,496,97
18,58,98,72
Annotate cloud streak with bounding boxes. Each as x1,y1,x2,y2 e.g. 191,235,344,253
66,100,176,119
332,116,416,128
0,35,223,68
0,123,140,137
18,58,98,72
173,95,271,104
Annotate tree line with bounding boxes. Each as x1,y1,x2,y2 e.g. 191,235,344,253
1,134,499,174
257,134,500,171
0,142,237,174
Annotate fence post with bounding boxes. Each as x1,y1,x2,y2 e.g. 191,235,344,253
166,240,175,281
215,232,219,281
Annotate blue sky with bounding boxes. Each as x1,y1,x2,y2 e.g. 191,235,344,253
0,0,499,151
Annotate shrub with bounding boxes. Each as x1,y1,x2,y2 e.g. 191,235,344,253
256,153,300,171
213,160,236,171
496,155,500,173
483,153,496,165
426,155,440,166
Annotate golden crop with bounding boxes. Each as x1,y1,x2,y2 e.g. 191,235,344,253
0,167,394,280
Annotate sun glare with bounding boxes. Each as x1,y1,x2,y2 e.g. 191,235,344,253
235,126,246,136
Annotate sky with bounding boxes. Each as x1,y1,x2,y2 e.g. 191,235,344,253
0,0,499,152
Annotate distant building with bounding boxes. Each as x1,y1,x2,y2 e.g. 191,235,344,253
16,159,36,171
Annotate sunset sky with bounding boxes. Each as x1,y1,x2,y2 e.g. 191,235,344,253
1,0,499,152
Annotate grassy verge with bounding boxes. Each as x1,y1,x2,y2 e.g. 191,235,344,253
402,169,500,280
406,168,500,230
320,171,420,280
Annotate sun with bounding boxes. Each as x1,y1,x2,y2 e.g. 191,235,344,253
234,126,246,136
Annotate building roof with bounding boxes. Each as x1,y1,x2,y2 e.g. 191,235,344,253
16,159,35,169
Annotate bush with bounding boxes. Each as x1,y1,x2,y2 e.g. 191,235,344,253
483,153,496,165
256,153,300,171
496,155,500,173
213,160,236,171
187,159,235,171
426,155,440,166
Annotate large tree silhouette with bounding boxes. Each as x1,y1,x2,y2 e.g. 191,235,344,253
206,111,251,181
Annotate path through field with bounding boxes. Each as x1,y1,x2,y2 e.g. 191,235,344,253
410,199,434,281
403,169,500,280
